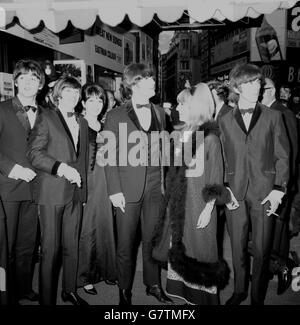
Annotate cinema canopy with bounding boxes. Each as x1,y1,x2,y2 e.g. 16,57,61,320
0,0,298,32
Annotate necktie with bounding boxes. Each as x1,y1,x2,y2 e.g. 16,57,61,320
24,105,37,113
240,108,255,115
136,103,151,109
67,111,76,118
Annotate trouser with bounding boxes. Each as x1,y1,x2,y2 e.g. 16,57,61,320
38,200,82,305
226,187,275,304
1,200,38,304
115,168,161,290
269,194,292,273
0,200,8,305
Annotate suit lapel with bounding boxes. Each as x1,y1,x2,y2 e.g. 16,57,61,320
152,104,163,131
247,104,262,134
54,109,77,153
233,103,262,135
126,100,142,131
11,97,31,135
233,107,248,135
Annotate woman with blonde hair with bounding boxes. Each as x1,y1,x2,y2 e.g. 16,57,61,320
152,83,230,305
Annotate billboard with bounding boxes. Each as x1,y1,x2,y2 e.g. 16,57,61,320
250,10,286,62
287,1,300,48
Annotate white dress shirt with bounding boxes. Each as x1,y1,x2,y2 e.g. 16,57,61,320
26,107,38,129
132,98,152,131
242,112,252,131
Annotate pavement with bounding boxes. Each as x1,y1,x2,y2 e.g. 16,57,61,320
20,227,300,306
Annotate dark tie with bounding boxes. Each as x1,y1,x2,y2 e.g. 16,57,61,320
240,108,255,115
136,103,151,109
24,105,37,113
67,111,76,117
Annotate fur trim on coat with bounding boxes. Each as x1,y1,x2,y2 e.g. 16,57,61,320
151,121,230,289
202,184,231,205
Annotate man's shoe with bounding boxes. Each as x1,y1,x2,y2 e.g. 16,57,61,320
61,291,89,305
105,279,118,286
225,292,248,305
83,286,98,295
146,285,173,304
20,290,39,302
277,264,293,295
119,289,132,305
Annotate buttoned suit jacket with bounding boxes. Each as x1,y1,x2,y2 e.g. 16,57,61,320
104,100,166,203
219,103,290,201
27,108,89,206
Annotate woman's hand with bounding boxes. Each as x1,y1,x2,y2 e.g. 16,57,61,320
197,200,215,229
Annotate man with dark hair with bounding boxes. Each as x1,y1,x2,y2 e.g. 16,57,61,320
104,63,172,305
219,63,290,305
27,76,89,305
0,59,44,304
261,77,298,294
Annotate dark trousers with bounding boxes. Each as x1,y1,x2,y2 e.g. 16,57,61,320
115,168,161,290
1,199,38,304
38,200,82,305
0,200,8,305
269,195,291,273
226,186,275,304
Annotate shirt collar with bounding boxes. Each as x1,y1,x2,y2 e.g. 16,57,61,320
13,96,38,112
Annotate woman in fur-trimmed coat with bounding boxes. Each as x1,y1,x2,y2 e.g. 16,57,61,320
152,84,231,305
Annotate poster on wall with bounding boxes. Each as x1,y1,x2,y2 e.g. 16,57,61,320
53,59,86,85
123,37,134,66
250,10,286,62
0,73,14,101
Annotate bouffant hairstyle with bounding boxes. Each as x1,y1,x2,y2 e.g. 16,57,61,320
81,83,106,106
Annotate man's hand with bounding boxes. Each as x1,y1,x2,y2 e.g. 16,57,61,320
261,190,284,216
57,163,81,187
197,200,215,229
225,187,240,210
8,164,36,182
109,193,126,213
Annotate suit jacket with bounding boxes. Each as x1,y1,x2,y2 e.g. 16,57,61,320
219,103,290,201
270,100,298,189
27,108,89,206
104,100,166,203
216,103,232,125
0,97,41,201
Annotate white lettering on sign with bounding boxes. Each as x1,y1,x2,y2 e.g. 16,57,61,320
287,66,300,83
291,7,300,32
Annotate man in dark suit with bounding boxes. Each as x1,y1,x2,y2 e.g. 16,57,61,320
261,77,298,294
104,63,172,305
219,64,290,305
0,59,45,304
27,76,89,305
